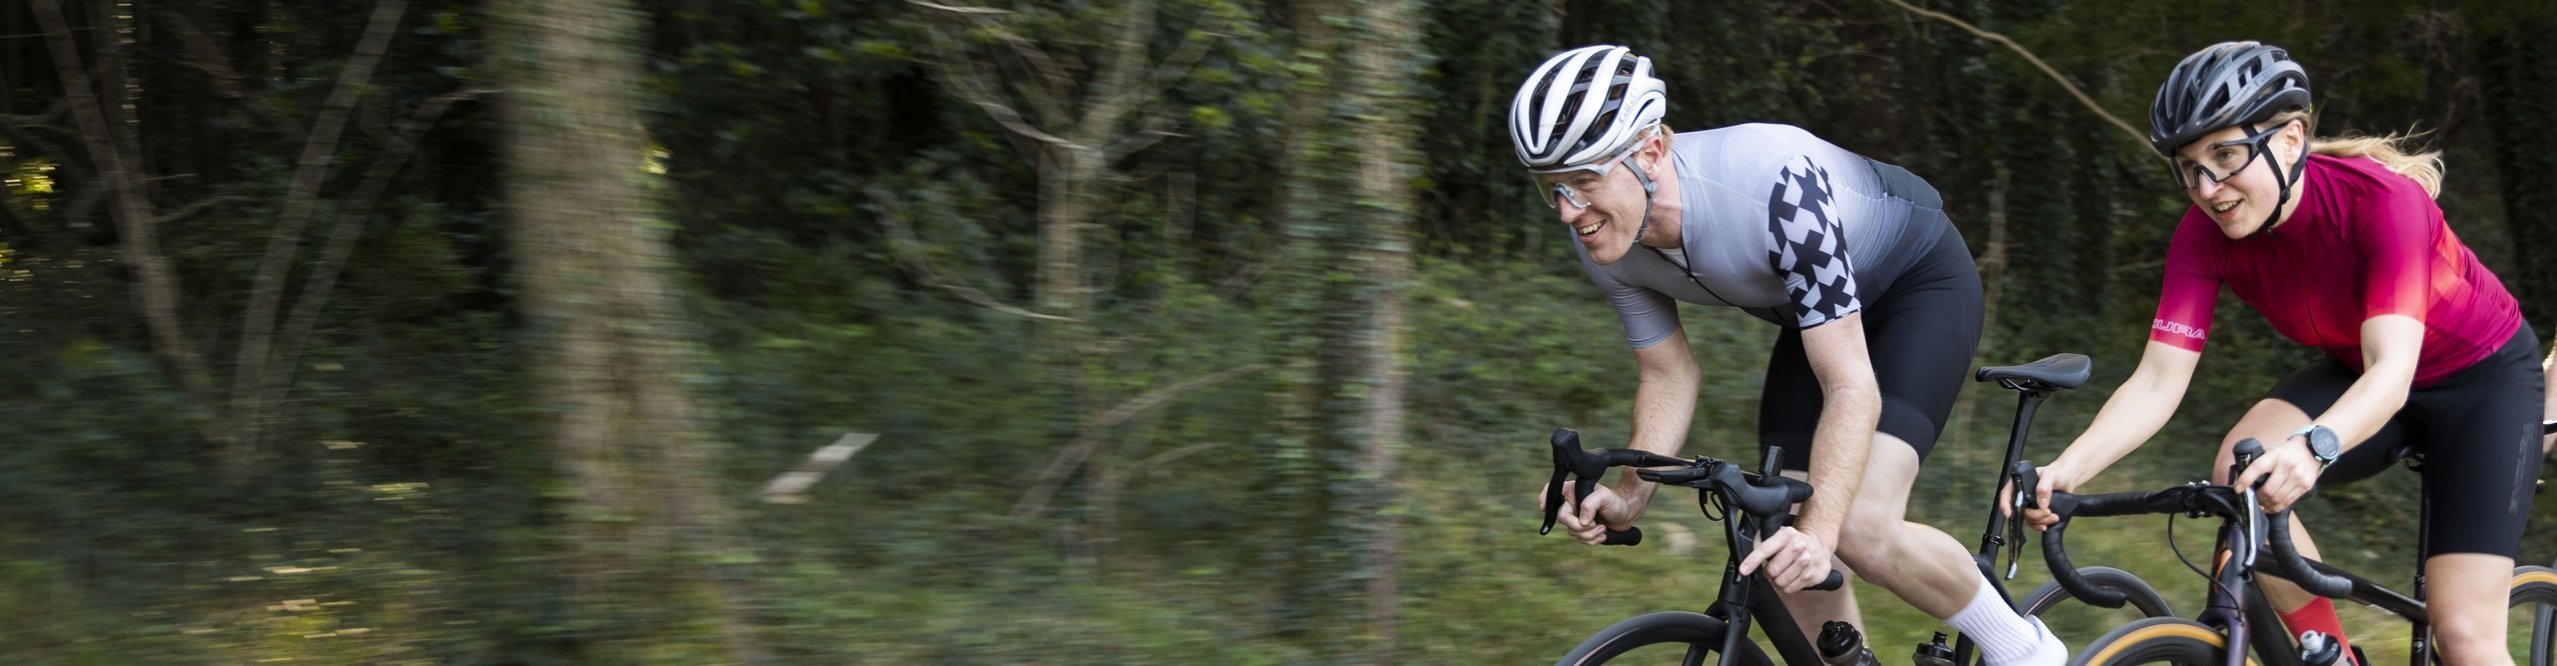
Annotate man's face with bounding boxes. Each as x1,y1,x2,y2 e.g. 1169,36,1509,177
1536,139,1658,265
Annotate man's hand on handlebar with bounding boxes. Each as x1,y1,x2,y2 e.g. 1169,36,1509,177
1539,481,1646,546
1737,526,1838,593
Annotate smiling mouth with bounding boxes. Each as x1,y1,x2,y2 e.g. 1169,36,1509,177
2210,200,2239,214
1577,221,1603,237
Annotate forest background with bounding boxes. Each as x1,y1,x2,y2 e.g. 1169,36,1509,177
4,0,2556,663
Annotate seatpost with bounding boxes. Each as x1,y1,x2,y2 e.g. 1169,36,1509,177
1976,384,2053,576
2410,475,2434,664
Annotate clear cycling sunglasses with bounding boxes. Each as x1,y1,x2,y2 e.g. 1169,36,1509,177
1534,141,1646,209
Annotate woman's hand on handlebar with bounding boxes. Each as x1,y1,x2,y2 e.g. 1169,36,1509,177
2230,436,2323,513
1539,481,1647,545
2010,461,2086,532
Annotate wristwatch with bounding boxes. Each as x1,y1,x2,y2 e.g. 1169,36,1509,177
2290,424,2341,470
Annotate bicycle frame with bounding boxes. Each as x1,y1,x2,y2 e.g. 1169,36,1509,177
1678,445,1834,665
1951,378,2060,664
2219,426,2557,665
2034,421,2557,665
2039,446,2527,665
2229,464,2440,666
1540,430,1838,665
1542,354,2104,665
1705,492,1825,665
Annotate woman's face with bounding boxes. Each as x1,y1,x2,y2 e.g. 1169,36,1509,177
2170,119,2304,238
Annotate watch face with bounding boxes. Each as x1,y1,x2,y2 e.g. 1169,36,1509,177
2307,426,2341,460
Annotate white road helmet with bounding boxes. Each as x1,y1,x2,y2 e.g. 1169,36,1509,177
1509,45,1668,172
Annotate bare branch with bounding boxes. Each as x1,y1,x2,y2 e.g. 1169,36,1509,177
1104,111,1181,161
153,195,245,225
1135,441,1222,475
36,0,224,432
1110,11,1224,120
0,100,68,130
904,0,1011,15
1878,0,2150,151
924,30,1080,151
1212,260,1273,299
1095,362,1268,429
268,89,489,398
993,32,1072,125
230,0,409,464
156,9,245,98
1011,363,1269,518
872,188,1077,322
759,432,879,504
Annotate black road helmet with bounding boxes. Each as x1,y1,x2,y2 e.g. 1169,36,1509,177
2148,41,2311,156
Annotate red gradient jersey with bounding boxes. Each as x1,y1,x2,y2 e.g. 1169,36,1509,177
2148,154,2521,387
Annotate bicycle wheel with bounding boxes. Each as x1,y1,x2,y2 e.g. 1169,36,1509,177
2019,566,2178,618
2509,565,2557,666
2014,565,2177,663
2072,617,2250,665
1555,611,1774,666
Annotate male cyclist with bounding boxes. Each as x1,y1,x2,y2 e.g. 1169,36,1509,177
1521,44,2063,665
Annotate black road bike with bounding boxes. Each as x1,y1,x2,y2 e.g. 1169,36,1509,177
1540,353,2175,664
2025,422,2557,665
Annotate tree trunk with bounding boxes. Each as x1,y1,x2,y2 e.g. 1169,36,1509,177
1346,2,1419,660
1270,1,1419,657
491,0,762,660
35,0,223,444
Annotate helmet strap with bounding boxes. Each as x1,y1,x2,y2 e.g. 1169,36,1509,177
1628,153,1661,246
2244,121,2310,240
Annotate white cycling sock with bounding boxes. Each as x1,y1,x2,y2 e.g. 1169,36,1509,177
1943,577,2049,664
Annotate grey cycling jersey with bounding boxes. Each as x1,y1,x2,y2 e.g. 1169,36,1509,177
1572,123,1952,347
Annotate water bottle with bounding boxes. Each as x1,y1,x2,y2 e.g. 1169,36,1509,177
1816,621,1880,666
2297,630,2343,666
1911,631,1957,666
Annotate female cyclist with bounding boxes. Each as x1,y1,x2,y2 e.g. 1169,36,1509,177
2012,41,2546,665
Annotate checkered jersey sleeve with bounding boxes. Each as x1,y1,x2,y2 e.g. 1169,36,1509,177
1764,154,1861,329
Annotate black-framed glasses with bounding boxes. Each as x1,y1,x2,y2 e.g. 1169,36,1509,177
2166,123,2286,191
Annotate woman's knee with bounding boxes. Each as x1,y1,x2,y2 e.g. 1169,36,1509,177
2429,610,2507,659
2426,553,2519,661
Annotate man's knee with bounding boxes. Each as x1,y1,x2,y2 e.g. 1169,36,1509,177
1833,510,1904,573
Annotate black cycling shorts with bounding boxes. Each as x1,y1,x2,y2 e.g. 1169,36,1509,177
2270,325,2546,558
1761,219,1982,471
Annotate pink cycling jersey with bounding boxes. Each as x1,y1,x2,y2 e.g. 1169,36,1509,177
2149,153,2522,387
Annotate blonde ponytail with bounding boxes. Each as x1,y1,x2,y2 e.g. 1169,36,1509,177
2312,135,2443,198
2266,109,2444,198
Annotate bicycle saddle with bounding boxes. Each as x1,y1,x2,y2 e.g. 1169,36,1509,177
1976,353,2091,390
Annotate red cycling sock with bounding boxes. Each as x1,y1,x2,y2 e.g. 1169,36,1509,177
2277,597,2359,666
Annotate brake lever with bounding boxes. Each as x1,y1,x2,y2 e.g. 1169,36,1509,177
2004,462,2040,579
1538,429,1580,535
2231,438,2264,569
